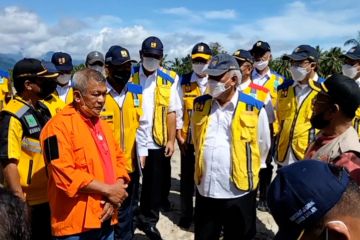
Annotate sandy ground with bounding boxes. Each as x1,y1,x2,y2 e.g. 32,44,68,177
133,145,278,240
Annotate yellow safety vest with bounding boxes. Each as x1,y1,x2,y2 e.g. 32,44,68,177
41,93,66,117
101,83,143,173
53,87,74,104
192,93,264,191
243,81,270,103
0,70,10,111
180,73,202,143
353,108,360,138
1,97,51,205
276,78,324,163
131,65,177,147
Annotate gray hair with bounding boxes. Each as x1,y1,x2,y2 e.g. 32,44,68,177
72,68,106,94
226,69,242,87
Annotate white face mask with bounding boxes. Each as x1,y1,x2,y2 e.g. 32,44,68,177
290,66,309,82
192,63,208,76
208,78,231,98
57,73,71,85
342,64,358,79
89,65,104,74
254,60,269,71
142,57,161,72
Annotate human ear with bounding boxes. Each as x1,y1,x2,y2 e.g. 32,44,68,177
325,221,350,240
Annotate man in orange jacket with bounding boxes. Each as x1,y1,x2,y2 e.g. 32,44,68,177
40,68,130,240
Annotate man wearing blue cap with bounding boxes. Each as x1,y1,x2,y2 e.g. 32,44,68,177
192,53,270,240
0,58,59,240
234,49,275,212
277,45,325,167
268,160,360,240
176,42,212,229
131,36,181,240
51,52,74,104
102,45,141,240
340,45,360,138
305,73,360,184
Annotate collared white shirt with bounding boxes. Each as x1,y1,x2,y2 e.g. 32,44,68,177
355,77,360,87
136,65,181,157
284,73,320,166
106,81,126,108
251,68,271,86
196,89,271,199
56,81,72,103
176,72,208,130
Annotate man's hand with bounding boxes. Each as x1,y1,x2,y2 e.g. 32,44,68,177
100,200,114,222
165,140,175,157
176,135,188,154
104,179,128,205
139,156,147,169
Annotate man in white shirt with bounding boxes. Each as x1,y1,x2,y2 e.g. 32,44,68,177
277,45,325,166
132,36,181,240
51,52,74,103
192,54,271,240
102,45,140,240
176,42,212,229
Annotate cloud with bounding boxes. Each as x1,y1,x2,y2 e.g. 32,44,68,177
158,7,237,21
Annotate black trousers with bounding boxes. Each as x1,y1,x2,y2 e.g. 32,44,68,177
30,202,51,240
258,136,275,202
114,170,140,240
194,190,257,240
138,148,171,227
180,144,195,220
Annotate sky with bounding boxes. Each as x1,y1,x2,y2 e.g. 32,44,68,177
0,0,359,62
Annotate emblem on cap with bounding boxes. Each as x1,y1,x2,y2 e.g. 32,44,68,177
350,47,356,53
151,42,157,48
211,59,218,67
234,50,240,56
58,57,66,65
295,47,300,53
198,45,204,52
121,50,128,57
256,41,262,47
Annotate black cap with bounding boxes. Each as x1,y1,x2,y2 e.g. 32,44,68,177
141,36,163,56
250,40,271,55
282,45,320,62
233,49,254,64
86,51,105,65
268,160,350,240
341,45,360,60
105,45,136,66
51,52,73,72
310,73,360,115
204,53,240,76
13,58,59,81
191,42,212,60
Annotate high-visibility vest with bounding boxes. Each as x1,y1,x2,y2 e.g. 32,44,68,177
132,65,177,147
192,93,264,191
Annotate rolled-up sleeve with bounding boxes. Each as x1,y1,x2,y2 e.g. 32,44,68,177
257,108,271,168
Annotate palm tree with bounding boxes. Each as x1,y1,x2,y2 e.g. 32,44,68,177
319,47,343,78
344,31,360,47
269,58,291,80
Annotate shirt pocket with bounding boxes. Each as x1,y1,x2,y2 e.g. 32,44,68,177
239,111,257,142
278,98,292,121
72,143,88,171
156,85,171,107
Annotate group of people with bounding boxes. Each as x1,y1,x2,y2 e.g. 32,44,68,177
0,35,360,240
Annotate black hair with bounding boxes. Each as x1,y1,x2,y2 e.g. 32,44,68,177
0,188,30,240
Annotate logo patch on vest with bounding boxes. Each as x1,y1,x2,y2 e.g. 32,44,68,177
195,102,204,112
281,89,288,97
0,77,4,84
185,84,192,92
24,114,38,128
134,99,140,107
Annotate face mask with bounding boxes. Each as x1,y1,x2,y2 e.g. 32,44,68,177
37,79,57,99
290,66,309,82
310,111,330,129
57,74,71,85
208,78,231,98
76,91,101,118
111,70,131,85
89,65,104,74
342,64,358,79
253,60,269,71
142,57,160,72
192,63,208,76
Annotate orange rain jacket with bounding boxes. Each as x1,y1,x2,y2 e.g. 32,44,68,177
40,104,130,237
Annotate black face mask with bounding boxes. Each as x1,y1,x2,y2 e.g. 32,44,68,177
110,70,131,85
310,111,330,129
37,79,57,99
